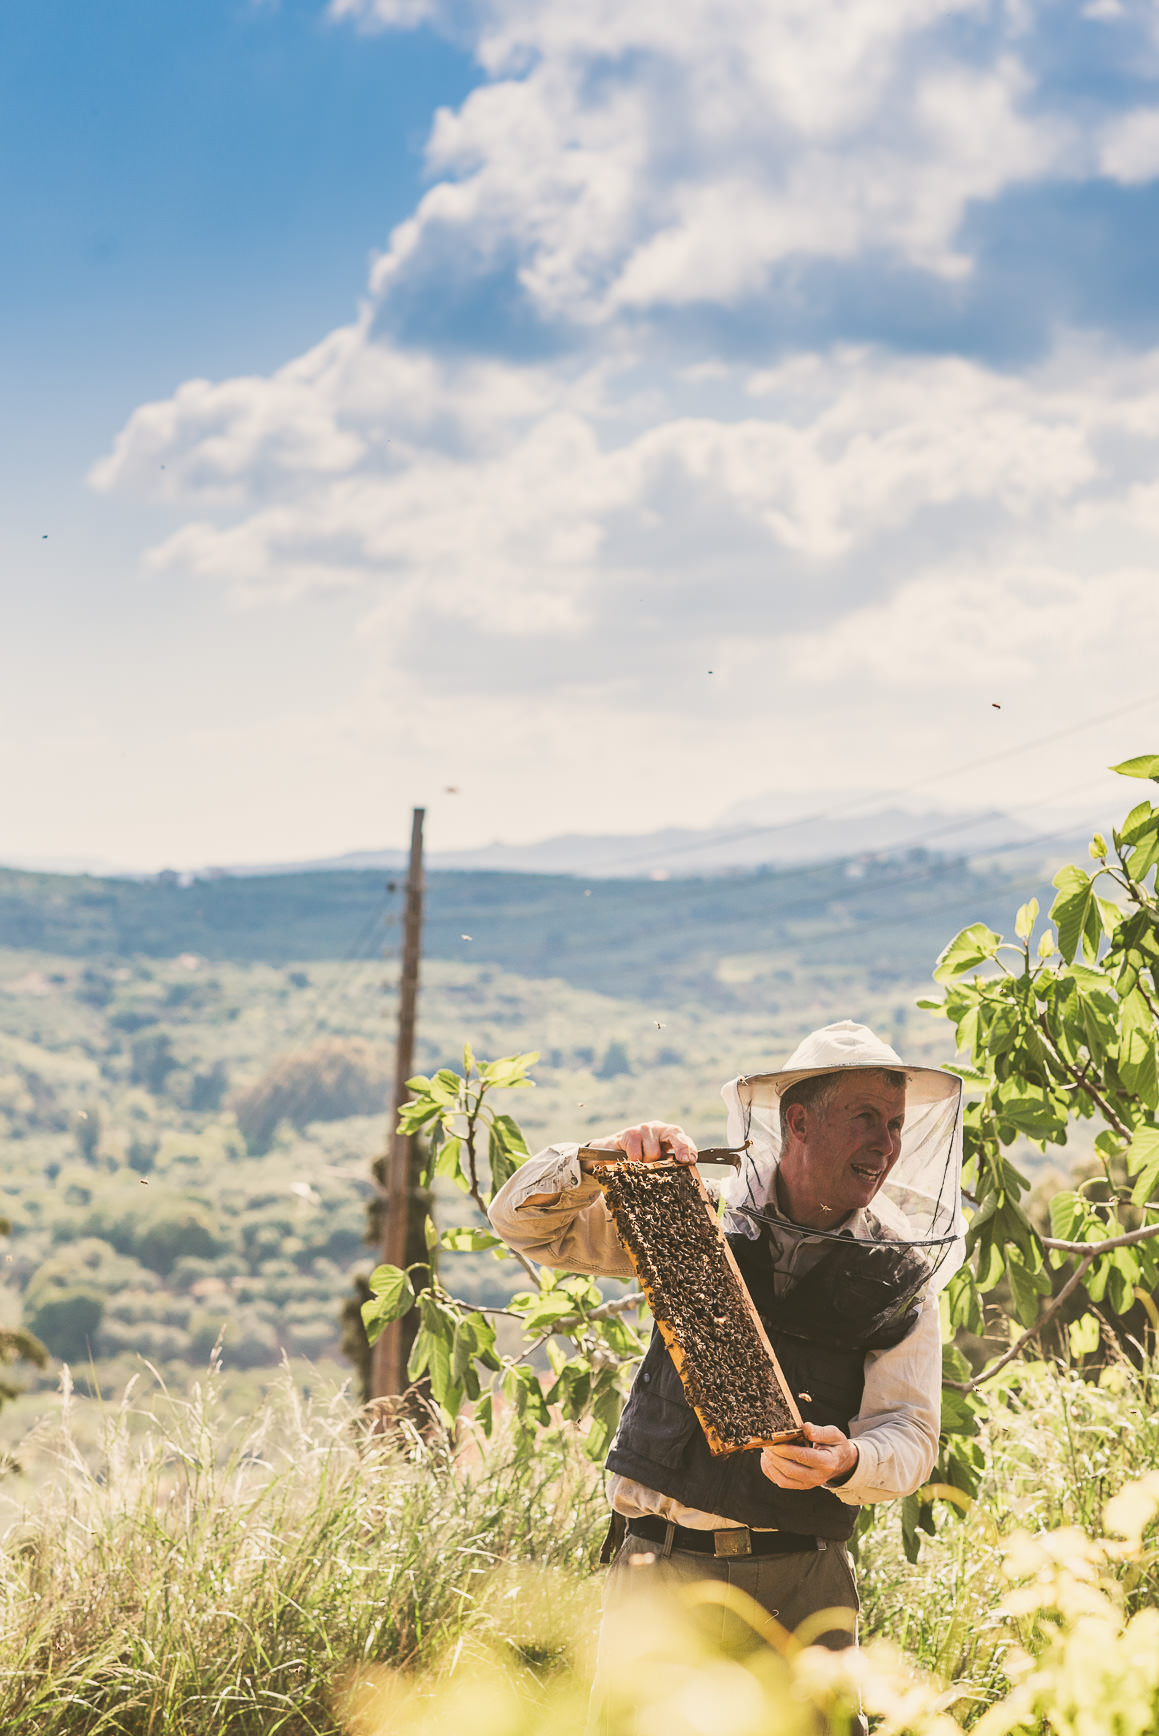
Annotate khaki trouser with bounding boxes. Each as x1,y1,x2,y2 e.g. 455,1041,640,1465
594,1530,867,1736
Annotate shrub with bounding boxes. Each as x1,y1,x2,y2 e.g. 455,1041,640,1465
134,1202,222,1275
232,1038,389,1153
25,1286,104,1361
71,1198,223,1277
72,1105,101,1161
129,1031,177,1094
595,1040,631,1079
189,1061,228,1113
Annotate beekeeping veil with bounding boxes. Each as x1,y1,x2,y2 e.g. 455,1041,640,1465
719,1021,965,1334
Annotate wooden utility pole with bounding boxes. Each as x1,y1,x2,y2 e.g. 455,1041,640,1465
372,806,425,1399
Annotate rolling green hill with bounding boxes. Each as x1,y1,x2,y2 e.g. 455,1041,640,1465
0,847,1052,1005
0,846,1062,1428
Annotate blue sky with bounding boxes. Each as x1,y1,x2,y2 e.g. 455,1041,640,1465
5,0,1159,870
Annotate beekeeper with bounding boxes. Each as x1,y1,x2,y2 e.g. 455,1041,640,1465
488,1020,964,1657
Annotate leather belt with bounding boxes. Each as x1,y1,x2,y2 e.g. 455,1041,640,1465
627,1515,825,1558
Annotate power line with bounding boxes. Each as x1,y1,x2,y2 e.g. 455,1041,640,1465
513,783,1112,967
564,689,1159,878
240,893,394,1121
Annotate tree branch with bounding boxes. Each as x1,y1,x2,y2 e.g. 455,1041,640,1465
583,1290,646,1323
443,1287,645,1331
948,1219,1159,1394
1035,1014,1131,1139
947,1253,1097,1394
1041,1219,1159,1255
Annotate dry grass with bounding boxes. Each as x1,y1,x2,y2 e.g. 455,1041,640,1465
2,1350,1159,1732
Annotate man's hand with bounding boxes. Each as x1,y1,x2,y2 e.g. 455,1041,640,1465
582,1122,698,1167
759,1423,858,1490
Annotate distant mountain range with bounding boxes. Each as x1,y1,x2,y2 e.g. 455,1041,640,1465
204,802,1084,881
3,796,1096,884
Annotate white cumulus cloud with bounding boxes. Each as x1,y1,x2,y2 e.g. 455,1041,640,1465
83,0,1159,855
349,0,1076,326
1099,107,1159,183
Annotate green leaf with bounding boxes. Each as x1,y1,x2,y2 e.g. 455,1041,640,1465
1107,1259,1133,1316
546,1359,592,1419
1049,1191,1087,1242
1126,1122,1159,1175
429,1068,465,1105
439,1225,501,1252
941,1342,972,1384
407,1327,432,1380
996,1094,1065,1141
367,1262,416,1308
940,1390,980,1437
480,1052,539,1089
899,1493,924,1564
1006,1253,1047,1327
1068,1313,1100,1358
986,1004,1019,1057
475,1392,493,1436
433,1136,464,1183
360,1265,416,1343
1128,1125,1159,1205
1096,896,1122,938
584,1378,624,1462
1078,991,1118,1063
975,1238,1005,1292
1128,832,1159,883
502,1364,551,1427
1015,898,1039,942
427,1333,461,1419
1121,1032,1159,1112
1111,754,1159,782
1051,866,1100,965
943,1266,984,1336
396,1097,443,1134
491,1112,531,1159
451,1311,498,1386
1119,802,1158,847
518,1291,580,1332
486,1123,515,1195
944,1064,989,1088
933,924,1002,985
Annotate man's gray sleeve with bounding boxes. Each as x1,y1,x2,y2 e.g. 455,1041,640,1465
828,1292,942,1504
488,1145,636,1279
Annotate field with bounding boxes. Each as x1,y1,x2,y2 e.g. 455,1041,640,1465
0,1350,1156,1733
0,846,1137,1733
0,849,1055,1437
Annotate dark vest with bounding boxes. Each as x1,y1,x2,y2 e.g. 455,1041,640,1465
605,1226,927,1537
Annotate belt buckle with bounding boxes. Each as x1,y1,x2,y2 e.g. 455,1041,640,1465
713,1527,752,1558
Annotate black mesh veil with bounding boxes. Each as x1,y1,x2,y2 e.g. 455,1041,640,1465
718,1022,966,1326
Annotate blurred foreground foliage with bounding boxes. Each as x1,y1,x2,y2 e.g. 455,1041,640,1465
2,1356,1159,1732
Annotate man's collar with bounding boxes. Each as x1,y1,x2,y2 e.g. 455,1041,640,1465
767,1172,870,1238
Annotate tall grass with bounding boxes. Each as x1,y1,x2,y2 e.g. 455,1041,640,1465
0,1367,604,1734
3,1353,1159,1733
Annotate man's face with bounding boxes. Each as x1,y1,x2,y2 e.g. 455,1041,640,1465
782,1072,906,1220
